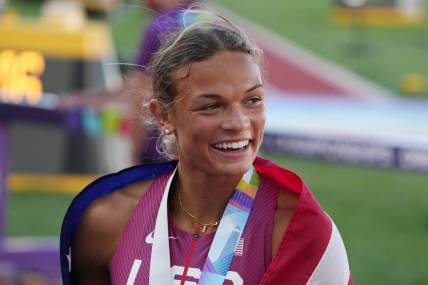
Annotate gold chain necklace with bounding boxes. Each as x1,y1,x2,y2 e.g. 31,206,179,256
177,191,220,233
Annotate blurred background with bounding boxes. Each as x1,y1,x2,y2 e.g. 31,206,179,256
0,0,427,284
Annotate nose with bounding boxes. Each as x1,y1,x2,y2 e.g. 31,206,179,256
221,106,250,131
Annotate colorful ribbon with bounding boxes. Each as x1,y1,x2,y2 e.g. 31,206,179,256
149,166,260,285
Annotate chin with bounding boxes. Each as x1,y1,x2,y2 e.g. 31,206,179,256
211,156,255,177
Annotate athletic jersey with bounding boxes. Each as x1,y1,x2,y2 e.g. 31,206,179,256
110,171,279,284
61,157,354,285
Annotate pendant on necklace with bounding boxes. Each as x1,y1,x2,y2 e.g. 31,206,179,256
193,224,201,238
202,225,208,233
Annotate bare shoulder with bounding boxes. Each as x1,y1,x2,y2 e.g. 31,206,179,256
272,188,299,257
71,178,154,283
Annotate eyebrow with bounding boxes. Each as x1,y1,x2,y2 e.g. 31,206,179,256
245,83,263,93
195,83,264,99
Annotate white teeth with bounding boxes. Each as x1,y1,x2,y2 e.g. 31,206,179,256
214,140,250,150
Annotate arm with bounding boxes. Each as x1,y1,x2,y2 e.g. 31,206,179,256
71,197,117,284
272,189,299,257
263,187,353,285
70,179,153,284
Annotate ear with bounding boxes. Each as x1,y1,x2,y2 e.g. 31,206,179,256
149,99,175,134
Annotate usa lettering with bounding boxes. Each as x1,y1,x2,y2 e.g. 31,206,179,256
171,266,243,285
126,259,243,285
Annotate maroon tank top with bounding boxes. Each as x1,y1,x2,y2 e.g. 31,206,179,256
110,171,279,284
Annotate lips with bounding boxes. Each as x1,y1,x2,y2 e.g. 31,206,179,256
212,139,250,151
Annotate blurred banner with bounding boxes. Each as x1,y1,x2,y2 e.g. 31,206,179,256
332,0,425,26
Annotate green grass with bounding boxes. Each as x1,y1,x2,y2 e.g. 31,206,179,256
216,0,428,96
109,3,151,68
6,155,428,284
7,192,73,237
264,153,428,285
6,0,42,16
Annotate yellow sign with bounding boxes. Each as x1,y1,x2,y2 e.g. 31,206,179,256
0,50,45,105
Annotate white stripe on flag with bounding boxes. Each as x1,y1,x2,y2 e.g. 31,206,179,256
306,220,350,285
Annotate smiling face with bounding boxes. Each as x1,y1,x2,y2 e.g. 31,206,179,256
162,51,265,177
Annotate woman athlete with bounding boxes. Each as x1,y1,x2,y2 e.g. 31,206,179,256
60,10,353,285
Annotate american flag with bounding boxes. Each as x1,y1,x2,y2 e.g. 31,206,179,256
235,238,244,256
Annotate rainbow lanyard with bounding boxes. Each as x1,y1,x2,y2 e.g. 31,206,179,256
149,166,260,285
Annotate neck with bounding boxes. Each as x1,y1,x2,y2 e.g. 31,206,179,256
171,162,243,233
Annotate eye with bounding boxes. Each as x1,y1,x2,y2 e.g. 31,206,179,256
195,103,222,114
204,103,222,110
245,96,263,105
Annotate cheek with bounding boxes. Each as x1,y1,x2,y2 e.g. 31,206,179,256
251,109,266,131
192,117,219,139
177,116,217,146
258,110,266,126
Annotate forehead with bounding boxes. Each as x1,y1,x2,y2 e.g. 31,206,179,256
173,51,262,99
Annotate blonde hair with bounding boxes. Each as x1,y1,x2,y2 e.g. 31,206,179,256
146,10,262,159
